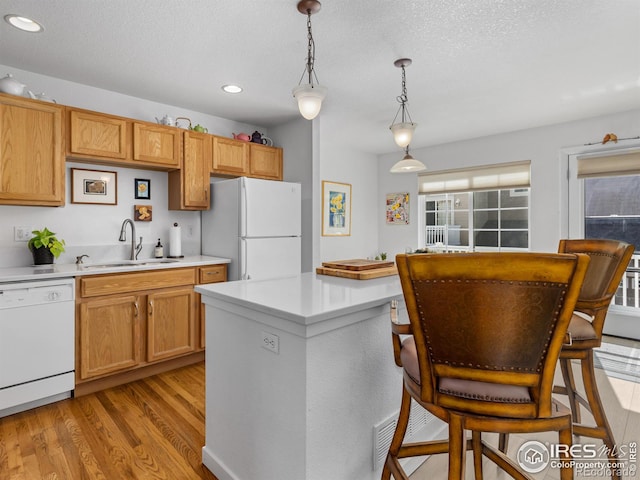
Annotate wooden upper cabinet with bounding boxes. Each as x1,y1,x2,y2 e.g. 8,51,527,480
212,135,249,176
0,94,65,206
168,130,211,210
133,122,181,168
68,109,128,160
249,143,283,180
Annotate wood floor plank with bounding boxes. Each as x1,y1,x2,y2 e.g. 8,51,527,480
0,420,24,480
122,380,206,478
0,362,217,480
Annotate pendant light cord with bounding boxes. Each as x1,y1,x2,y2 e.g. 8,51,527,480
396,64,412,124
298,9,320,86
391,64,413,126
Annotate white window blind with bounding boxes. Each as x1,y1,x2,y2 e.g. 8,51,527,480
418,161,531,194
577,151,640,178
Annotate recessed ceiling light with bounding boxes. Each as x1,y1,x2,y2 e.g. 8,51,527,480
4,14,43,32
222,84,243,94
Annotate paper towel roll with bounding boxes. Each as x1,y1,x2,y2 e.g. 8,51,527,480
169,223,182,257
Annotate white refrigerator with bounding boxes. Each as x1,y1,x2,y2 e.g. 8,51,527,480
201,177,302,281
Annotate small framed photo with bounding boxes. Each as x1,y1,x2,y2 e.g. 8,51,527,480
71,168,117,205
322,180,352,236
134,205,152,221
135,178,151,199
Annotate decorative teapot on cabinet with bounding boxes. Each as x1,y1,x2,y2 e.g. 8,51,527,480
250,131,273,146
233,132,250,142
27,91,57,103
0,74,26,96
155,114,175,126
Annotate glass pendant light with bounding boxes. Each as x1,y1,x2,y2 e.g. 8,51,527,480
390,146,427,173
292,0,327,120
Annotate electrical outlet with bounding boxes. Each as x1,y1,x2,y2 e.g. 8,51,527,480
14,226,33,242
261,331,279,354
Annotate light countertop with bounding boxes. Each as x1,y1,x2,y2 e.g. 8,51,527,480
196,271,403,325
0,255,230,283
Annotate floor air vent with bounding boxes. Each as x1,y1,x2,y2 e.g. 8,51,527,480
372,400,430,470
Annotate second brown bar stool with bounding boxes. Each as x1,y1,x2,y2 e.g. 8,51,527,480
555,239,634,479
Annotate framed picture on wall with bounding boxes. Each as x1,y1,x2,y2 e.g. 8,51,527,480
386,192,410,224
135,178,151,199
322,181,351,236
71,168,117,205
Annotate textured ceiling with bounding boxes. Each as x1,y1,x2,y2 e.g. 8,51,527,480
1,0,639,154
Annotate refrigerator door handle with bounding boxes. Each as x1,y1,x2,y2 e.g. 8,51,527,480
241,238,248,280
241,178,248,238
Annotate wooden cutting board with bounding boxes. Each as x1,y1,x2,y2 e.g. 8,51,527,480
321,259,394,271
316,265,397,280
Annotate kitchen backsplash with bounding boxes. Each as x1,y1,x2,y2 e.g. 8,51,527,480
0,162,201,268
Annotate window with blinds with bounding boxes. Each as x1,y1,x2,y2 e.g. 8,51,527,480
418,161,531,251
576,150,640,249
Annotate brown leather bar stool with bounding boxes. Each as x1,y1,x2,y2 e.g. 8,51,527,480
382,252,589,480
554,239,634,479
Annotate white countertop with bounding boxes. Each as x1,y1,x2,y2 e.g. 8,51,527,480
196,271,403,325
0,255,231,283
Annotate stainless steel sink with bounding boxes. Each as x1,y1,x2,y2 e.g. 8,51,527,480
80,259,179,269
133,259,180,266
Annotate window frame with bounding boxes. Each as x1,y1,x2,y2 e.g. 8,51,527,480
419,187,530,252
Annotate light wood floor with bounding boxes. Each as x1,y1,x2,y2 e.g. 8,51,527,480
0,362,218,480
1,339,637,480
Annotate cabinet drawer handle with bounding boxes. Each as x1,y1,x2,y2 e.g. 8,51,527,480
149,300,153,315
134,302,139,317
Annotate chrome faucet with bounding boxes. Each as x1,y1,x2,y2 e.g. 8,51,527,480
75,254,89,264
119,219,143,260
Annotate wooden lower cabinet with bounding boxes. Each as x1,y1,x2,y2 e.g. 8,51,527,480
75,264,225,394
147,287,195,362
78,294,142,379
196,264,228,349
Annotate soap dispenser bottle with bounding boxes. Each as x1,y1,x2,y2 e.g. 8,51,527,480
154,239,164,258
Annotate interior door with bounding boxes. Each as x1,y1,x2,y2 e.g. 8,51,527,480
568,145,640,339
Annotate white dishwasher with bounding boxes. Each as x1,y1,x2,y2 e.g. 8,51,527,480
0,277,75,417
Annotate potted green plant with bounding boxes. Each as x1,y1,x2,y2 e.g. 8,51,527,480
28,227,65,265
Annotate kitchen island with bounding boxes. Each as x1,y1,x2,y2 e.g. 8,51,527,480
196,272,441,480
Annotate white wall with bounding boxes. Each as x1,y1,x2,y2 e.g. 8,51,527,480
0,65,266,268
317,112,380,263
377,109,640,258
